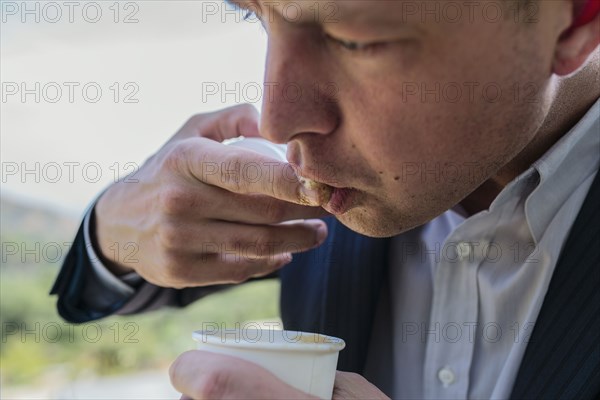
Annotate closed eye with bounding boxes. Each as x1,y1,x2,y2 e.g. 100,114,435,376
323,33,389,54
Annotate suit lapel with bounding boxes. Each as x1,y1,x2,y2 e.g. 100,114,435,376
510,171,600,399
320,220,391,373
279,217,390,373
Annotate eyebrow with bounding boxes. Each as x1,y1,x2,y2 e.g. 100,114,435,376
224,0,409,33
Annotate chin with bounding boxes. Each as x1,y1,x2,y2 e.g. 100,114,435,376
334,206,417,238
333,190,454,238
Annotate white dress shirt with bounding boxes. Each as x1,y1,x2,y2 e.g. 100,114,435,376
364,98,599,399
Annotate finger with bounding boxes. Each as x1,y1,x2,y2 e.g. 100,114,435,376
212,193,330,224
176,104,260,142
249,264,285,279
174,219,328,258
155,176,328,224
216,252,293,282
178,138,329,206
169,351,314,400
212,104,261,140
173,183,329,223
333,372,391,400
145,252,292,289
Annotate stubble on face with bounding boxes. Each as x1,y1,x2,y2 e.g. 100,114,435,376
236,0,569,237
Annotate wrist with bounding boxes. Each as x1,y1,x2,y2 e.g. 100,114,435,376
93,190,135,276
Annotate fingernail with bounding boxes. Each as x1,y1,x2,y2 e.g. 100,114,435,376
277,253,293,266
298,177,334,206
299,185,322,206
315,223,327,244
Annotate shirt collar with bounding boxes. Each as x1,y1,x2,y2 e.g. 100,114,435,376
526,98,600,244
471,98,600,245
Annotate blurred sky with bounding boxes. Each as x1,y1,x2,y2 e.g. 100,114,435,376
1,0,268,217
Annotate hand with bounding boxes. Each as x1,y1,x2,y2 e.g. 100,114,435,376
332,371,390,400
169,350,390,400
93,104,329,288
170,351,312,399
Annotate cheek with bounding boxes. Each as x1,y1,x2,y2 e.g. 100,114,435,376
342,71,547,185
325,21,554,237
340,92,469,186
335,79,547,236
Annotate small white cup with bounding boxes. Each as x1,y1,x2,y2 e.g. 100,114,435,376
223,136,288,162
192,328,345,399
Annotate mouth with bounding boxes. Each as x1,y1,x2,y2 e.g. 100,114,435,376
297,176,357,215
293,166,358,215
324,187,357,215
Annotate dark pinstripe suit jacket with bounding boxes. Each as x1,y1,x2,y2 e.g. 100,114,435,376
53,172,600,399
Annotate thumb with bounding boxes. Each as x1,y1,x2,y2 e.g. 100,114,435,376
218,103,261,140
235,106,261,139
170,350,315,400
174,104,261,142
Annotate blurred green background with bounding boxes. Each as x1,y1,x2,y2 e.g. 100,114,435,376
0,196,280,398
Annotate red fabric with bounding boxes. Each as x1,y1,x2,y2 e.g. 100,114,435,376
572,0,600,28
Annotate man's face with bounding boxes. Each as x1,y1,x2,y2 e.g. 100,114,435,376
239,0,569,237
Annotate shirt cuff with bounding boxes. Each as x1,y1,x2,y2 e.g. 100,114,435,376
83,203,138,297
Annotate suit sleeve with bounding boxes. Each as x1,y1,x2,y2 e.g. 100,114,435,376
50,207,234,323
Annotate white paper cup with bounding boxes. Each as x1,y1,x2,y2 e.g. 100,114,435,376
223,136,288,162
192,329,345,399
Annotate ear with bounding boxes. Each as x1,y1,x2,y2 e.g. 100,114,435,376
552,0,600,76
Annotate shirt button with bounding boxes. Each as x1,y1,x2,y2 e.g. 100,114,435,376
438,367,456,387
456,242,471,261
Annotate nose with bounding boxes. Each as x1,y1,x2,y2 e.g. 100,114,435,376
260,31,339,144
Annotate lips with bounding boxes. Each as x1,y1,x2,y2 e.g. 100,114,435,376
293,166,342,189
299,175,356,215
293,166,357,214
324,187,356,215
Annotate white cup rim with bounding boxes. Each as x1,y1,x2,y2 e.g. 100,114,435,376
192,329,345,353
